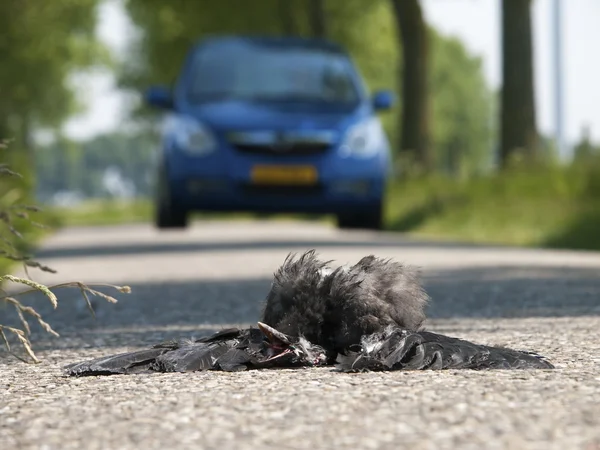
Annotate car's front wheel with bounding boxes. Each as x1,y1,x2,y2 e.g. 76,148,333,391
154,164,188,230
336,200,384,231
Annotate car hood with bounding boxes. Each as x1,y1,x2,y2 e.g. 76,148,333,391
182,99,361,132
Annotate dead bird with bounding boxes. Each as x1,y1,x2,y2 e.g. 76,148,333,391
261,249,430,361
65,250,554,375
260,250,554,371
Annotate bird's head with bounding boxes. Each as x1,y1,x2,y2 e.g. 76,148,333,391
257,321,327,367
260,250,332,346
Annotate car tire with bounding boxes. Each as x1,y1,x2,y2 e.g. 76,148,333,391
154,163,188,230
336,200,384,231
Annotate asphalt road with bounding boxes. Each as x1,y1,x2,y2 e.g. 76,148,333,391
2,220,600,450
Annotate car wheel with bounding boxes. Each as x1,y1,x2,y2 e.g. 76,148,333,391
337,200,384,231
154,164,188,230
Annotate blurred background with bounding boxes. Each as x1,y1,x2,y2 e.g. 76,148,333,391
1,0,599,253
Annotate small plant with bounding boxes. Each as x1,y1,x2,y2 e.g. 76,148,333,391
0,139,130,362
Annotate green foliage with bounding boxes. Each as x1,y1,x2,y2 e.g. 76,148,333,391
385,156,600,250
0,0,110,200
0,142,52,276
429,32,495,176
0,0,109,131
572,128,600,165
51,198,153,227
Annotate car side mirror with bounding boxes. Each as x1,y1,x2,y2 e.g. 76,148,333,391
372,90,394,111
144,85,174,110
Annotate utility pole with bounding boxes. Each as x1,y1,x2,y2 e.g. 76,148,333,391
553,0,565,161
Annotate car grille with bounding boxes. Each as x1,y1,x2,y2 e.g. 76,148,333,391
233,142,330,156
227,131,335,156
240,184,324,196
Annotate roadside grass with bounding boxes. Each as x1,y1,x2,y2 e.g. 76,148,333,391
0,214,56,276
0,158,60,276
1,143,128,362
385,160,600,251
49,198,153,227
49,198,333,227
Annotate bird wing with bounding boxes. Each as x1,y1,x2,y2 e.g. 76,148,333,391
152,340,238,372
64,328,255,376
64,347,174,376
336,327,554,372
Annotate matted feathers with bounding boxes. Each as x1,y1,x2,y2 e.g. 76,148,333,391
261,250,430,358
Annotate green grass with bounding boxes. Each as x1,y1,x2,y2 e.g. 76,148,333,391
48,198,333,228
0,157,60,276
0,205,59,276
385,161,600,250
49,199,153,227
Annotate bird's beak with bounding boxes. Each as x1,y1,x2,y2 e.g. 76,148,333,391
257,322,295,361
257,322,292,346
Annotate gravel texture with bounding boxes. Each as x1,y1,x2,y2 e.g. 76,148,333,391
2,220,600,450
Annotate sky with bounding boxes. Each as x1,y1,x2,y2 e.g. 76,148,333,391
62,0,600,155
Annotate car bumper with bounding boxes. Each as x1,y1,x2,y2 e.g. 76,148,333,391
166,152,387,214
170,178,384,214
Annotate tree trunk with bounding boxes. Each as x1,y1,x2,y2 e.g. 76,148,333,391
500,0,538,167
309,0,327,38
0,121,6,144
391,0,432,172
279,0,297,35
19,113,35,169
0,117,13,163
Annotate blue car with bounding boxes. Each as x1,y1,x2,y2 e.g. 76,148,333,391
145,35,394,230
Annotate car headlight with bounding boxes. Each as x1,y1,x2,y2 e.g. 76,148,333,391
339,118,388,158
165,114,217,156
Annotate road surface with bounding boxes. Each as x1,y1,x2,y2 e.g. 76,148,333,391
2,220,600,450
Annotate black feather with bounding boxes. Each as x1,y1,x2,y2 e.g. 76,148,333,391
261,250,429,357
336,326,555,372
64,327,327,377
64,348,174,376
261,250,331,347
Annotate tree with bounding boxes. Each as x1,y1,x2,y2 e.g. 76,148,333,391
279,0,298,35
500,0,538,167
391,0,432,172
309,0,328,38
429,32,494,176
573,125,598,164
0,0,108,176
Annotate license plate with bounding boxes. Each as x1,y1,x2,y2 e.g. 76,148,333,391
251,165,318,185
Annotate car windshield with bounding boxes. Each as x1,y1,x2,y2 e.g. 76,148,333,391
186,41,362,105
